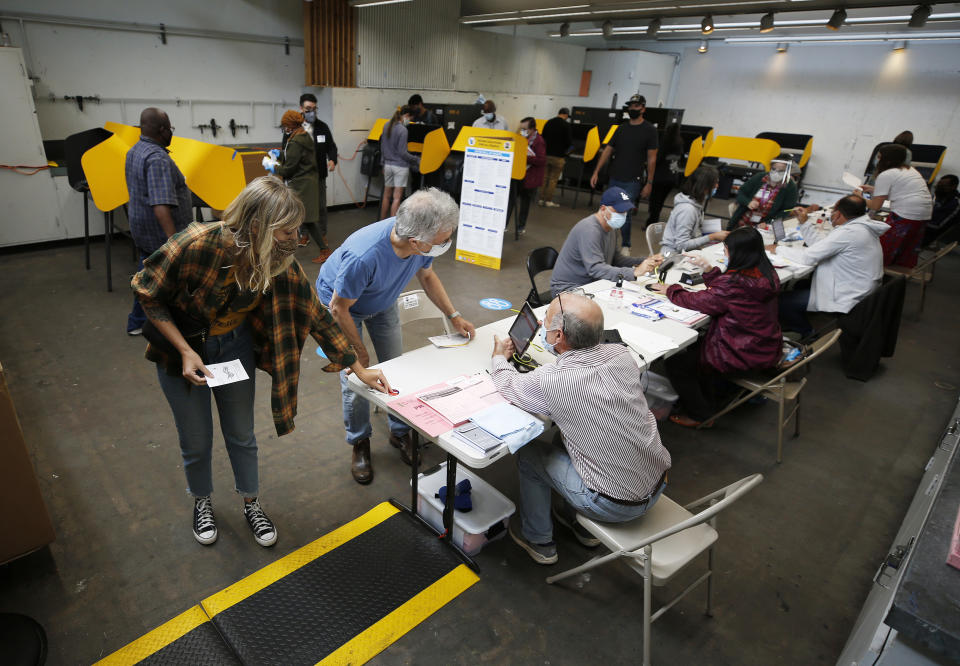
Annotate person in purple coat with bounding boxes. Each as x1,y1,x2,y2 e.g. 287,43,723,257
649,226,782,427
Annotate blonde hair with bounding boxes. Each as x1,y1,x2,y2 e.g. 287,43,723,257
222,176,305,293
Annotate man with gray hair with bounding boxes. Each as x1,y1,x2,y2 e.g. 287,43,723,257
316,188,475,484
490,292,671,564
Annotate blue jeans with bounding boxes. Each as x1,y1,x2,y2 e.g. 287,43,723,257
517,438,666,544
156,323,258,497
340,304,410,444
608,178,641,248
779,288,813,337
127,251,150,332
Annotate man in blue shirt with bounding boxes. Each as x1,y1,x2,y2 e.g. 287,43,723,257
125,107,193,334
316,188,476,484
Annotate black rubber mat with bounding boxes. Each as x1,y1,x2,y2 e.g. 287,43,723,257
209,510,466,665
137,621,240,666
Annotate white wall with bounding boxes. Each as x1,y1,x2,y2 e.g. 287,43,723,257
581,49,678,110
664,41,960,188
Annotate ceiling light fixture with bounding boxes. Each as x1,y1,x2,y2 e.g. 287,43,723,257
891,39,907,49
760,12,775,33
698,39,709,52
348,0,412,6
559,21,570,37
726,31,960,43
909,4,932,28
602,20,614,38
776,42,788,52
826,8,846,30
647,18,662,36
701,15,714,34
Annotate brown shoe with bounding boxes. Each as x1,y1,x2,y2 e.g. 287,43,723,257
669,414,714,429
297,233,310,247
351,438,373,484
389,432,417,467
311,248,333,264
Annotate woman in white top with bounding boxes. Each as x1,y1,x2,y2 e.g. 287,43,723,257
660,165,728,254
860,143,932,268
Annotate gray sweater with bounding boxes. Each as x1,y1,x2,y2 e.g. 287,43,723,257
551,214,644,296
381,122,419,168
660,192,710,254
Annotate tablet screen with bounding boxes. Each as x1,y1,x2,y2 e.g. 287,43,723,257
772,217,786,243
508,302,539,356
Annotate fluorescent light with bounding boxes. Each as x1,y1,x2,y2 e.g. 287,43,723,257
698,39,708,52
760,12,775,33
349,0,411,6
525,4,589,12
592,6,677,13
701,15,714,34
776,42,788,52
726,31,960,43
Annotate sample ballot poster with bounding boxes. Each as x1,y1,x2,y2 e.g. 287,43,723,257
455,136,515,270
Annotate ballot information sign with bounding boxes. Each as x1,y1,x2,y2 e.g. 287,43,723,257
455,136,515,270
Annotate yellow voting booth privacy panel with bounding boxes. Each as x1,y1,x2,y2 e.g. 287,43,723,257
367,118,387,142
705,136,781,170
451,127,527,180
584,126,601,163
685,135,704,177
419,128,451,175
82,123,247,212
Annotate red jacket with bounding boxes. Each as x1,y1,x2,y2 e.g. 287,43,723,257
666,267,782,373
523,134,546,189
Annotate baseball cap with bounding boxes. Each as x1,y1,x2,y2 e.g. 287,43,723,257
627,94,646,106
601,187,635,213
558,107,570,115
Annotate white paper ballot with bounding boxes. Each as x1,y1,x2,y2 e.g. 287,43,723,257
428,333,471,348
842,171,862,189
702,217,722,234
204,360,249,387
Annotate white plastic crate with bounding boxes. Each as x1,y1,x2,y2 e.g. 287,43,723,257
413,462,516,556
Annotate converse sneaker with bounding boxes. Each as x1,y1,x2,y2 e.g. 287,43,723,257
193,496,217,545
243,498,277,547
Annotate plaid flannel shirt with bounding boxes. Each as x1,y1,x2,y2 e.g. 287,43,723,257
131,222,357,436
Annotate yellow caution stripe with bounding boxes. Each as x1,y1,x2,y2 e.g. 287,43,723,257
94,605,209,665
318,564,479,665
201,502,400,618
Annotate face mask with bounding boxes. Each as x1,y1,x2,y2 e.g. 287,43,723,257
627,108,642,120
304,111,316,123
485,112,496,122
519,129,528,138
768,170,785,184
272,238,297,261
539,327,559,356
607,210,627,229
711,185,718,197
418,238,451,257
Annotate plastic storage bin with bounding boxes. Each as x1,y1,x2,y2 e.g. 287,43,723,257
413,462,516,556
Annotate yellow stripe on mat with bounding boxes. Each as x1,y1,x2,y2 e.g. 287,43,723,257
94,605,209,665
202,502,400,618
318,564,479,665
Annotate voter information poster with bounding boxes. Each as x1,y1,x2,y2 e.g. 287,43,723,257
456,136,515,270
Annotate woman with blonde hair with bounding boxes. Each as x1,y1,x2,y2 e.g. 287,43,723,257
132,176,391,548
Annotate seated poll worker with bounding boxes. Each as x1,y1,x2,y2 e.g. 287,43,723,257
660,165,728,254
924,174,960,246
768,195,888,338
550,186,663,297
490,293,671,565
650,227,781,427
729,157,799,230
316,188,476,485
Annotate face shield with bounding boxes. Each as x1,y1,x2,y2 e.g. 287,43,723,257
767,159,792,185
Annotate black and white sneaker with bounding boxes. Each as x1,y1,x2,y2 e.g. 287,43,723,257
193,496,218,545
243,498,277,547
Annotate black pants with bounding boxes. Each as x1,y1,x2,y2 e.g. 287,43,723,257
646,181,674,227
517,186,538,231
664,344,719,422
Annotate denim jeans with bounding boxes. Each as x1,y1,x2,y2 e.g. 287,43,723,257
157,322,258,497
127,251,150,332
608,178,641,248
340,304,410,444
779,288,813,337
517,439,666,544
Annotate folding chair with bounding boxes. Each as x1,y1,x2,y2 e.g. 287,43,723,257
883,241,957,315
546,474,764,666
526,246,559,307
645,222,665,256
701,329,842,463
396,289,453,335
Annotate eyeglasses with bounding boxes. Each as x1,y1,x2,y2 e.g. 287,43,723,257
549,288,593,331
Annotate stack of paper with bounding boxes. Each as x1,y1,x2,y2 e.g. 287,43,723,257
470,402,544,454
417,374,506,425
615,323,679,360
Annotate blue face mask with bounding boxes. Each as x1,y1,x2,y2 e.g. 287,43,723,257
539,327,559,356
607,210,627,229
711,185,718,197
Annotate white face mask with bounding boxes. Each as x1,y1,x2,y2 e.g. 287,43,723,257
485,112,496,122
607,210,627,229
768,169,786,184
417,238,451,257
539,327,559,356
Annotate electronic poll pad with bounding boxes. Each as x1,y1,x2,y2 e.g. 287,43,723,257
507,302,540,372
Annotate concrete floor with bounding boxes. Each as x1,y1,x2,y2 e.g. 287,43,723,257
1,190,958,665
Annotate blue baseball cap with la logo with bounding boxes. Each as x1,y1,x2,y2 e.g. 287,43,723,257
601,186,635,212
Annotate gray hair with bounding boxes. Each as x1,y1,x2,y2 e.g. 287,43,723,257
394,188,460,241
551,293,604,350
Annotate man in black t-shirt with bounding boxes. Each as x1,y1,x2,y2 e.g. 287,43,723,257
590,94,659,254
540,107,574,207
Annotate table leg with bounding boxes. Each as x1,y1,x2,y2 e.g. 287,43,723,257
83,191,90,270
410,431,420,516
105,210,113,292
442,453,458,537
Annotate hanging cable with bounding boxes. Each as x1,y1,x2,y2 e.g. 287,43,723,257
0,164,51,175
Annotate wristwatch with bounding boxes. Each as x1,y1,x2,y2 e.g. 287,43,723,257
447,310,462,320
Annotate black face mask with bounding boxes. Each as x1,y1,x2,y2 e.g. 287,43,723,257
627,108,643,120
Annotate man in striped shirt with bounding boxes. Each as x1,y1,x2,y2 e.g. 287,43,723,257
491,292,671,565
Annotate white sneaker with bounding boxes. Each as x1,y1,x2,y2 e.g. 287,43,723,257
537,199,545,206
192,496,217,545
545,201,560,208
243,498,277,547
619,246,631,257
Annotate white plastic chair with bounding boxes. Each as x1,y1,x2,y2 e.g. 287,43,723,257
645,222,665,256
546,473,764,666
396,289,453,335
